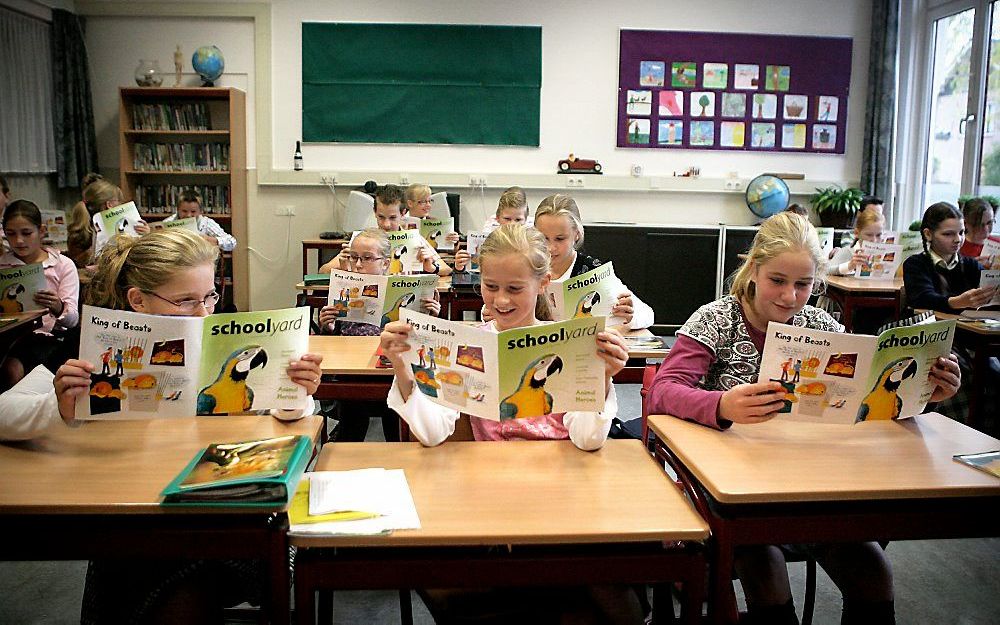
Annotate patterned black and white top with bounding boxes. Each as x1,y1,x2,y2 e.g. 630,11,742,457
677,295,843,392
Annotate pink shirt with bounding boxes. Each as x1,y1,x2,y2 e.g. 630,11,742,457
0,248,80,334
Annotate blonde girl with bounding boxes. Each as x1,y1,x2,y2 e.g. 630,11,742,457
404,183,434,220
67,179,149,268
0,201,80,390
380,224,640,622
648,212,960,625
532,193,654,329
828,206,886,275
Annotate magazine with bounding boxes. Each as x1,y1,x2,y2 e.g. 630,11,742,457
326,269,438,327
858,241,903,279
383,229,427,274
76,305,310,419
758,318,956,424
0,263,47,315
981,237,1000,269
979,269,1000,306
419,217,456,252
40,209,68,248
882,231,923,274
399,309,607,421
815,227,834,256
546,261,626,325
93,201,142,254
465,232,488,273
161,435,312,505
150,216,199,233
952,450,1000,478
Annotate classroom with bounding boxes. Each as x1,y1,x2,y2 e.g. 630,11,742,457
1,0,998,624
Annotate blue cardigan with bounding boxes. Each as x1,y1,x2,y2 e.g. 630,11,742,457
902,251,982,314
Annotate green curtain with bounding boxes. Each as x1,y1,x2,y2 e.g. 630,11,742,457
302,23,541,146
50,9,98,189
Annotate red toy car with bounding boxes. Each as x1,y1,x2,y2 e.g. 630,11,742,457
558,154,603,174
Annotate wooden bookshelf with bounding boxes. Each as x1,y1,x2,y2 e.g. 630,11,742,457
119,87,248,311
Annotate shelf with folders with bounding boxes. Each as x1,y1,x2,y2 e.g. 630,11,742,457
119,87,247,311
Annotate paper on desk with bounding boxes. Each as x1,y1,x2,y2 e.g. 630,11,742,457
308,468,393,516
289,469,420,536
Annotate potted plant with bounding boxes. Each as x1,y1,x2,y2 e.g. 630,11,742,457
810,185,863,229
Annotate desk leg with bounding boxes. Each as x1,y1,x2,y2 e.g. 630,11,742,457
268,515,292,625
840,296,855,332
969,343,989,433
680,558,706,625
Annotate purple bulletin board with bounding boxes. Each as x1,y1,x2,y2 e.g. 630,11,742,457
617,30,853,154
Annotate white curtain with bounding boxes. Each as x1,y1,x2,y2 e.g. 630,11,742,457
0,6,56,173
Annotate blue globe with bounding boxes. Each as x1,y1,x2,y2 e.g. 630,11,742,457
745,175,790,219
192,46,224,86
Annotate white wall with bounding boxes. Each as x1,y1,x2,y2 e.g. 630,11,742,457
82,0,872,310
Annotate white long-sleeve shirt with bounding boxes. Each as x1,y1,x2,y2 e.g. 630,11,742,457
0,365,64,440
554,253,655,330
163,214,237,252
828,240,860,276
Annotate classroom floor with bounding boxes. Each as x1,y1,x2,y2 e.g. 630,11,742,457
2,385,998,624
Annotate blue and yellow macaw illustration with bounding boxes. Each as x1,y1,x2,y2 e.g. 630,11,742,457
389,245,407,274
197,345,268,415
499,354,564,420
114,217,130,235
1,284,26,315
855,357,918,422
574,291,601,318
382,292,416,326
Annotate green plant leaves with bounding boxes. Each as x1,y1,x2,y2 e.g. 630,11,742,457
810,185,862,214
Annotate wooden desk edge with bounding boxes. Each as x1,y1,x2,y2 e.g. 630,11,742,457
646,414,1000,505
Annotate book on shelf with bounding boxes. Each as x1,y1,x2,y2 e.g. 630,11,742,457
131,102,211,131
161,434,312,506
132,143,229,172
134,184,231,214
758,315,956,424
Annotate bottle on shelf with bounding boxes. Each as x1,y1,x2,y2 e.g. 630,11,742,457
294,140,303,171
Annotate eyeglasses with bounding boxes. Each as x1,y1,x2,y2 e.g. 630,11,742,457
348,254,385,264
145,290,220,312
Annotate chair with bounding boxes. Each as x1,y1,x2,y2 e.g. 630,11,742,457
639,363,817,625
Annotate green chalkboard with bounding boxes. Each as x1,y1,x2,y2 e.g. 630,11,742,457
302,23,541,146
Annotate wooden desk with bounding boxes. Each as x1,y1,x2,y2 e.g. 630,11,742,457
647,413,1000,624
302,238,347,276
291,440,710,624
0,414,324,625
823,275,903,331
0,309,46,353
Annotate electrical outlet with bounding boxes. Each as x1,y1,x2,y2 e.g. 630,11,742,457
724,179,743,191
630,164,643,177
274,205,295,216
399,173,410,185
320,173,338,185
469,175,487,186
565,176,585,188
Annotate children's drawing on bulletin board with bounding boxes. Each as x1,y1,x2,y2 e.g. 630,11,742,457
617,30,852,154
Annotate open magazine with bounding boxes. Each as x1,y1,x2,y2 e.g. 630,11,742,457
758,317,956,424
150,216,198,233
980,237,1000,270
465,232,488,273
40,209,68,248
326,269,437,327
93,201,143,255
882,231,923,275
546,261,626,325
419,217,456,251
858,241,903,279
0,263,46,314
399,309,607,421
77,305,309,419
815,227,834,257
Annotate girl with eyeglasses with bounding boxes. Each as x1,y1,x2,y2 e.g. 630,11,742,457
317,228,440,442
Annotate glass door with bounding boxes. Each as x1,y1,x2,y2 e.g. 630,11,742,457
924,7,977,207
978,2,1000,201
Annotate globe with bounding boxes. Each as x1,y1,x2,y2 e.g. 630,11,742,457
745,174,790,219
192,46,224,86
